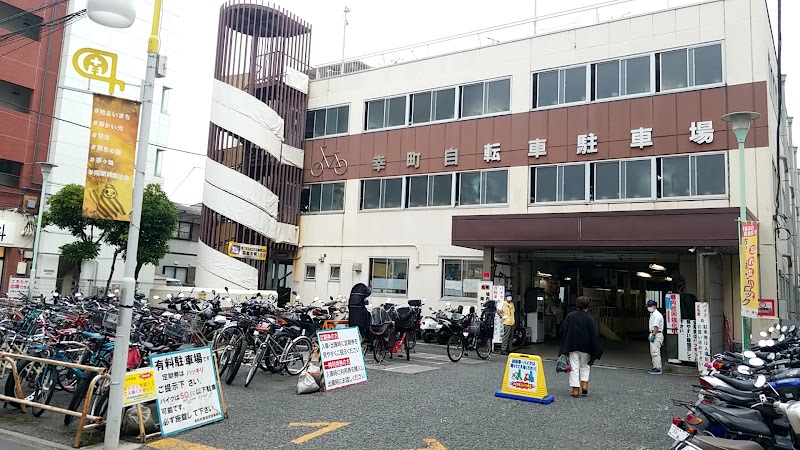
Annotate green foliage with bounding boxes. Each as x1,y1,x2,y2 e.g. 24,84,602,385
44,183,179,280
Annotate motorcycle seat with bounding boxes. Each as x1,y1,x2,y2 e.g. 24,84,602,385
691,435,764,450
716,374,757,391
711,384,758,398
698,404,772,436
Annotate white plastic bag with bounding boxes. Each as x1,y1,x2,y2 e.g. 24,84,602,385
297,370,320,394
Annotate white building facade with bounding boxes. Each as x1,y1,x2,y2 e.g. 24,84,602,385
296,0,795,345
39,0,180,295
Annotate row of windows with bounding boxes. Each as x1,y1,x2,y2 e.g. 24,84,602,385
304,42,725,139
304,258,482,298
301,152,728,212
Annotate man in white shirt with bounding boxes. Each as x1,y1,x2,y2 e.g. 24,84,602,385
647,299,664,375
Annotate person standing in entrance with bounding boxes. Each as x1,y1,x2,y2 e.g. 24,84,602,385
558,296,603,397
499,292,516,355
647,299,665,375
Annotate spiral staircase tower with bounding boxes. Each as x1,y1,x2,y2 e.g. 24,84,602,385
197,1,311,289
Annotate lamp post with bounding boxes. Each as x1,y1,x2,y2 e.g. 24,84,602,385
28,162,56,300
721,111,761,350
85,1,161,448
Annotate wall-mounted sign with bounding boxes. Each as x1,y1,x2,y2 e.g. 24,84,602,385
310,146,347,176
0,220,16,247
72,47,125,95
82,94,140,222
758,299,776,318
226,242,267,261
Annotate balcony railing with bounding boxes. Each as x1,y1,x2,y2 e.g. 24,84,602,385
309,0,704,80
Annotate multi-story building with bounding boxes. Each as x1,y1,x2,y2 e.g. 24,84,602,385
158,202,200,286
0,0,68,291
37,0,179,295
295,0,795,350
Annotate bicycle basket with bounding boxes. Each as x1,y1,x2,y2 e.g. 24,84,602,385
102,311,119,331
189,315,205,332
163,321,189,341
468,317,482,334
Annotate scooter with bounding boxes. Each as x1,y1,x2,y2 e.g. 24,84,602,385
420,307,440,343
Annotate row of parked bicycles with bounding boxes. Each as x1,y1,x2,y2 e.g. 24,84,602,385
669,323,800,450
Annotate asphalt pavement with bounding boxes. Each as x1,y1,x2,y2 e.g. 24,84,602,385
0,342,697,450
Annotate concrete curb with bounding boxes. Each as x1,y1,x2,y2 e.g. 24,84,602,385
0,427,142,450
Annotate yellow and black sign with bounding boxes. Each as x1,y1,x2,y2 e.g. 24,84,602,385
82,94,140,222
226,242,267,261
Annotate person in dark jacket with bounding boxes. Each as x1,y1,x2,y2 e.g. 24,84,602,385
347,283,372,342
558,296,603,398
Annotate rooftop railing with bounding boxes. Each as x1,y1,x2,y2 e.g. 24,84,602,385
309,0,707,80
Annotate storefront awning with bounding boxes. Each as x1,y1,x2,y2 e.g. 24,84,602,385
452,207,748,251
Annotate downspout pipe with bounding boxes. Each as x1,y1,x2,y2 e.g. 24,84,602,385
31,0,58,186
696,248,721,350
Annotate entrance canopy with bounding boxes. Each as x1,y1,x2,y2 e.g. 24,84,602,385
452,207,744,252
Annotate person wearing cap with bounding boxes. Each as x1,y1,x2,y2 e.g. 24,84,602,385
498,291,516,354
647,299,665,375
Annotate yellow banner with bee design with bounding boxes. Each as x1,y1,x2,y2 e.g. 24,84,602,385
82,94,140,221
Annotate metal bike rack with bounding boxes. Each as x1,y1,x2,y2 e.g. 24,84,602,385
0,351,110,448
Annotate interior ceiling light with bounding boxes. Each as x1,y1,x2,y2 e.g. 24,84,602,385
649,263,666,271
665,277,673,282
636,272,652,278
563,277,572,281
536,271,552,278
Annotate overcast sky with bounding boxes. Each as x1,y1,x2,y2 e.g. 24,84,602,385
163,0,799,205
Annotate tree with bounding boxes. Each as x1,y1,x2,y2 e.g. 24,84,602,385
104,184,178,283
42,184,117,282
45,183,179,288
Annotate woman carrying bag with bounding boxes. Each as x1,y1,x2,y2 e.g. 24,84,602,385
557,296,603,398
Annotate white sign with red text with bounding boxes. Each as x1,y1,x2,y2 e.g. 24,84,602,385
317,327,367,391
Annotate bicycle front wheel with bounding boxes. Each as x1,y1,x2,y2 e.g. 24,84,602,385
245,344,267,387
447,335,464,362
284,337,312,376
476,337,492,360
32,366,56,417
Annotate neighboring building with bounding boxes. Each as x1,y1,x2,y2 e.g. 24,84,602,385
157,202,200,287
37,0,179,295
0,0,68,292
295,0,795,348
195,1,309,291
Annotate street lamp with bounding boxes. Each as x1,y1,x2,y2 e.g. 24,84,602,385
721,111,761,350
86,0,160,448
28,162,56,300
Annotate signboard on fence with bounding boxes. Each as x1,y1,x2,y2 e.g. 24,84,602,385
317,327,367,391
694,302,711,371
124,367,157,406
151,346,224,437
758,299,776,318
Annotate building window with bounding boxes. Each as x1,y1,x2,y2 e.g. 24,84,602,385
592,55,651,100
360,177,403,210
659,153,727,198
370,258,408,295
160,87,171,114
163,266,188,283
442,259,483,298
657,43,723,92
305,265,316,281
305,105,349,139
457,169,508,206
173,221,192,240
0,159,22,188
0,79,33,113
365,95,407,130
0,2,42,41
155,149,165,177
330,265,341,282
533,66,586,108
407,174,454,208
411,87,456,124
301,181,345,212
460,78,511,118
592,159,653,201
530,163,587,203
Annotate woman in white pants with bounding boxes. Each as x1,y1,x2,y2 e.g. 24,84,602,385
558,296,603,397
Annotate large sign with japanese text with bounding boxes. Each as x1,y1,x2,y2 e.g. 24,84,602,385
665,294,680,335
123,367,157,406
82,93,140,221
226,242,267,261
151,346,224,437
740,221,760,319
317,327,367,391
695,302,711,371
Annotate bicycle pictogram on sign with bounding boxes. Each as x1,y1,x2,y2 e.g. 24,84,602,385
310,146,348,177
